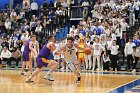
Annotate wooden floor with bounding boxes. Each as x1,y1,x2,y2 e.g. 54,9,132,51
0,70,139,93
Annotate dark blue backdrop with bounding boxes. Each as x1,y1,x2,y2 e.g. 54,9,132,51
0,0,10,9
13,0,23,8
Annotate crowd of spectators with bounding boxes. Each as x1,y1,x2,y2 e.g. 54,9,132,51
0,0,68,68
67,0,140,72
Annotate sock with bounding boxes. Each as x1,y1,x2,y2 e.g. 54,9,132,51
47,71,51,75
29,75,32,79
78,73,80,77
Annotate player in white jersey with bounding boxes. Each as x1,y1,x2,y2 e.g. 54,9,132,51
55,37,85,82
31,40,39,68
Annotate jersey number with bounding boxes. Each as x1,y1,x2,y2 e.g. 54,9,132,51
68,50,72,54
68,49,74,55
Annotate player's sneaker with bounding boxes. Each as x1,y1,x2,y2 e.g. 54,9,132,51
25,78,33,83
66,67,69,70
25,68,29,72
44,74,54,81
132,69,136,74
61,67,65,70
76,76,81,83
96,68,100,71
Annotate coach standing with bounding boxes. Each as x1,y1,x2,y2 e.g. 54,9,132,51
124,37,136,71
31,0,38,17
111,40,119,71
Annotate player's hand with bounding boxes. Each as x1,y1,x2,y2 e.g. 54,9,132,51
133,61,135,63
89,46,93,49
54,52,62,55
33,52,36,56
33,50,37,55
49,60,57,63
49,60,54,62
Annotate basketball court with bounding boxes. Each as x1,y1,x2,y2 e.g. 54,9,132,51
0,69,140,93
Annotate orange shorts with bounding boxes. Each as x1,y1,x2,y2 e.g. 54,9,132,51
78,53,84,63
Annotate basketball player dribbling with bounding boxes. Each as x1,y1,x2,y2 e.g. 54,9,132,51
53,37,85,82
21,35,37,76
25,42,59,83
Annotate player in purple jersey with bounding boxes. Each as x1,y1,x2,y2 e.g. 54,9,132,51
21,35,37,76
25,42,59,83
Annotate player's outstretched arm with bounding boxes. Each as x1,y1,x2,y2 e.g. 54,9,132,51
54,46,65,55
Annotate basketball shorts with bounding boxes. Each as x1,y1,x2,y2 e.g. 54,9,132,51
66,58,79,71
22,51,30,61
36,57,48,68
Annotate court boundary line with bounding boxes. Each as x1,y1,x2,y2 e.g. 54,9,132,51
1,68,140,76
107,78,140,93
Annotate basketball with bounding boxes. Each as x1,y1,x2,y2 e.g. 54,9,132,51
84,48,91,55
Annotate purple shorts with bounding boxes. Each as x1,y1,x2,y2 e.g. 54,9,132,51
36,57,48,68
22,51,30,61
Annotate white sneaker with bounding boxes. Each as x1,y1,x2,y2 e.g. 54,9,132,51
132,69,136,74
25,78,33,83
66,67,69,70
44,74,54,81
96,68,100,71
61,67,65,70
